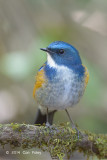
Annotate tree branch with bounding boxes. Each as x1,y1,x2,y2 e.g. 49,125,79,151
0,123,106,159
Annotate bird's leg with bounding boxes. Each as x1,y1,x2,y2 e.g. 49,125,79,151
65,109,80,139
46,108,50,127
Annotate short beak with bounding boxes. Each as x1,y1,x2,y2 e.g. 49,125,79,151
40,48,48,52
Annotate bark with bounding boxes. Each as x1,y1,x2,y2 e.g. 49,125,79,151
0,123,106,159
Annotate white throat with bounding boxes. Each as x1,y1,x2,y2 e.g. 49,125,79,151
47,53,58,68
47,53,69,71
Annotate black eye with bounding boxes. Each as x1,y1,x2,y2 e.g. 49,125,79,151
59,49,64,54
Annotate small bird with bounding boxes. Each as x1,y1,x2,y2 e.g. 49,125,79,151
33,41,89,129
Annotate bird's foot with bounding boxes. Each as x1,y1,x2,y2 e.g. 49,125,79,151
46,122,51,127
72,125,83,140
45,123,59,133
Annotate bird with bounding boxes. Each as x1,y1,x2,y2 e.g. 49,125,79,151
33,41,89,130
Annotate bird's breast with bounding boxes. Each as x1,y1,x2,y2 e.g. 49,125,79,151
36,66,85,109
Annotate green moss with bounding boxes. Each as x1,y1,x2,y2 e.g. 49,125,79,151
0,124,3,128
11,123,20,130
34,124,107,160
10,123,24,132
94,135,107,158
35,124,82,159
0,123,106,160
84,130,107,159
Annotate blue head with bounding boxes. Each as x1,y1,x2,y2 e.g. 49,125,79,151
40,41,82,67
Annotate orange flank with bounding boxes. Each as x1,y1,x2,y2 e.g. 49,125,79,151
83,65,89,88
33,69,45,98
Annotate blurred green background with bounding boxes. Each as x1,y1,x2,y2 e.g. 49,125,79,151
0,0,107,159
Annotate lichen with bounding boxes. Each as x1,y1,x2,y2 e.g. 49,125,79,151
0,123,106,160
33,123,83,159
34,124,107,159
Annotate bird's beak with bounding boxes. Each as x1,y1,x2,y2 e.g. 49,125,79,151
40,48,48,52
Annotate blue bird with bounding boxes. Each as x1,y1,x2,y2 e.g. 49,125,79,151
33,41,89,129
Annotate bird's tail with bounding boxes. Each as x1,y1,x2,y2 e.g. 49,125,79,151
34,108,56,125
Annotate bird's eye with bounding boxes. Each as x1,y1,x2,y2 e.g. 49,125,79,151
59,49,64,54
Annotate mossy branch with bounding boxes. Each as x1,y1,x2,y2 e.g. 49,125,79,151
0,123,107,159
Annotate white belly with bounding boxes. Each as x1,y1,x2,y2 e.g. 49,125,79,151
36,66,85,110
